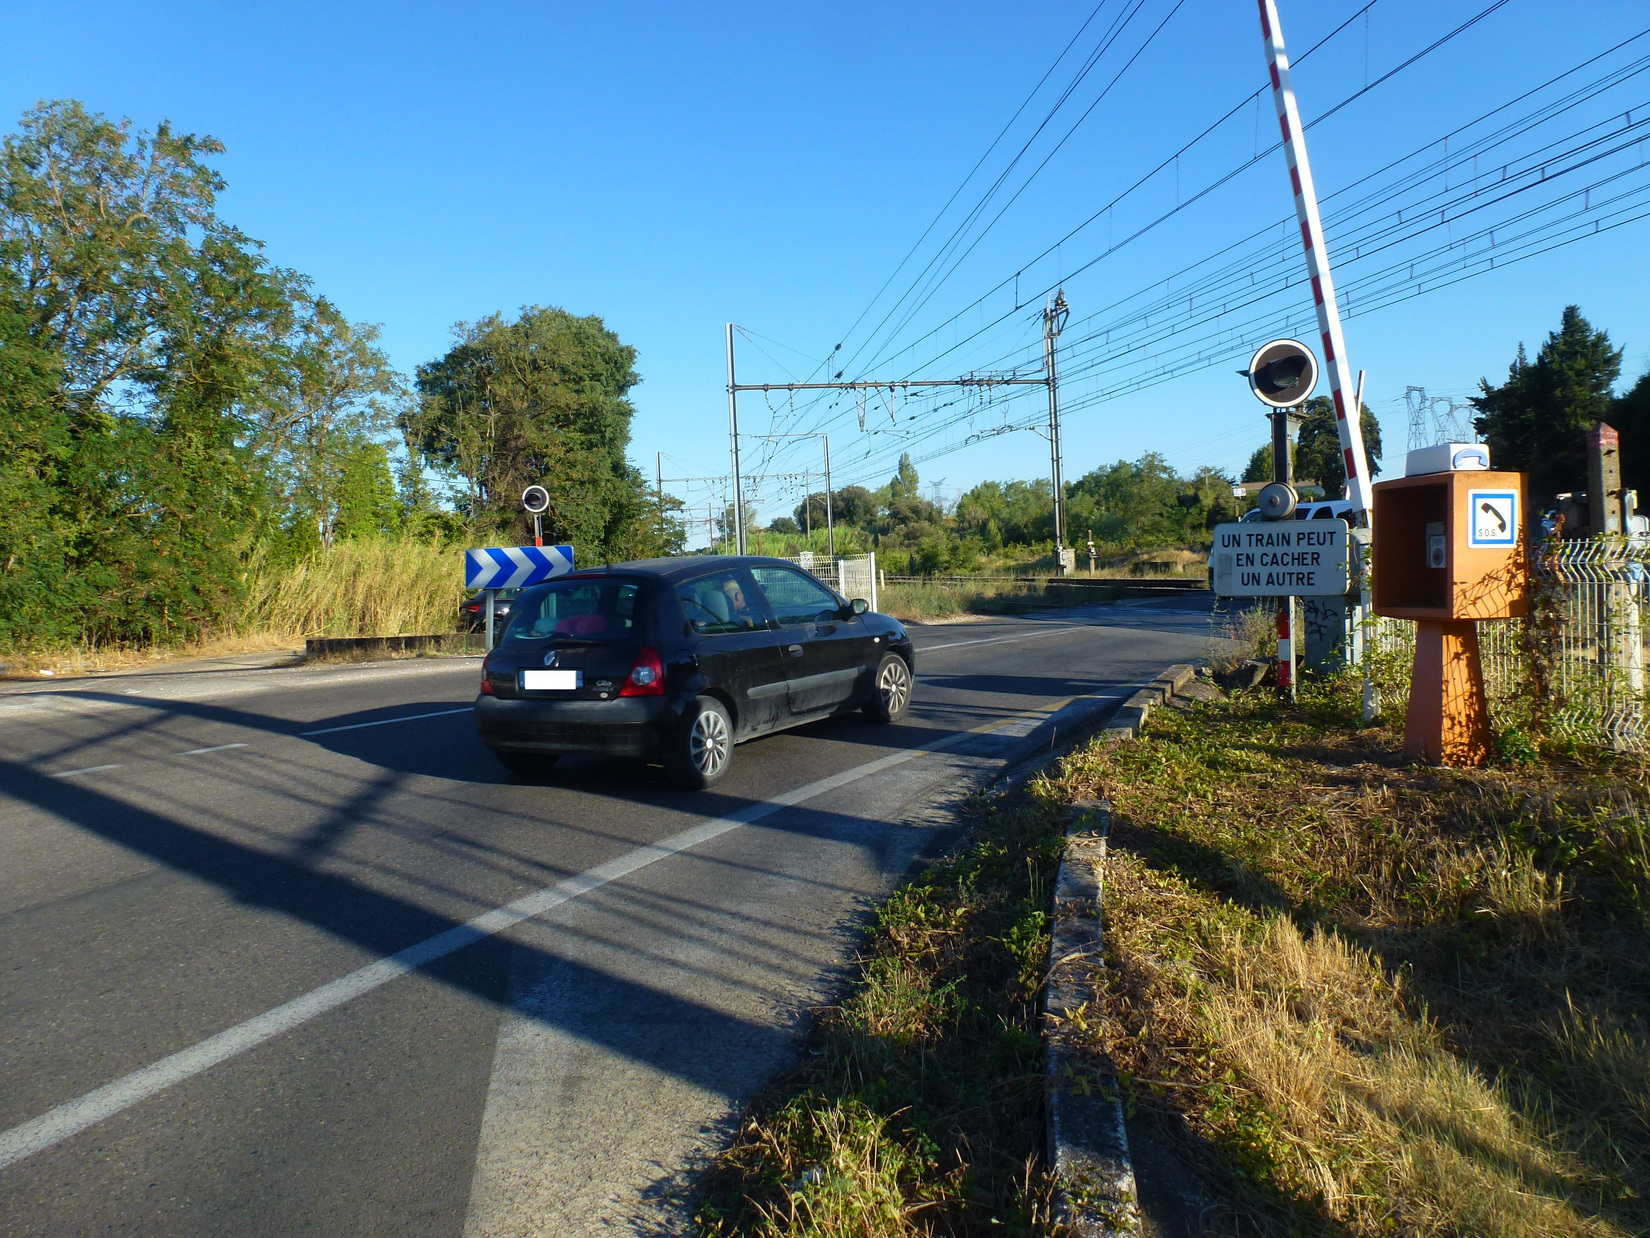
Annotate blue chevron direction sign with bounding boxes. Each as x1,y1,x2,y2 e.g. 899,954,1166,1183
464,545,575,589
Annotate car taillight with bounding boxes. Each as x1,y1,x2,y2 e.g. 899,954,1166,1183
479,651,494,695
465,603,481,613
619,647,665,697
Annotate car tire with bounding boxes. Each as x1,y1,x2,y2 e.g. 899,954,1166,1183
665,696,734,790
495,750,560,777
863,653,912,724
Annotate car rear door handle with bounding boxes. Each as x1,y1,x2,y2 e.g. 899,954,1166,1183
787,644,803,657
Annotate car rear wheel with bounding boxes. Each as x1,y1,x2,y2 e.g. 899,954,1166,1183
666,696,733,789
495,750,560,777
864,653,912,723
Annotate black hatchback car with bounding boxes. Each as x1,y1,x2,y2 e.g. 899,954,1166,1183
475,556,916,789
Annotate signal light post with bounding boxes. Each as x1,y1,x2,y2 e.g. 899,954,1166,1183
1239,338,1319,699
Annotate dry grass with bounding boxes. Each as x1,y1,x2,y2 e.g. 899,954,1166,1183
2,533,468,678
1205,603,1278,675
0,631,302,679
696,788,1071,1236
1115,548,1208,578
239,533,466,639
1045,681,1649,1236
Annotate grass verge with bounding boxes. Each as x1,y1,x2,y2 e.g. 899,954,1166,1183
1056,679,1649,1236
695,780,1075,1236
2,533,469,677
696,676,1648,1236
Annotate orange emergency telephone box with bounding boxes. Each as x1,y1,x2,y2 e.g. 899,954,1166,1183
1371,469,1527,766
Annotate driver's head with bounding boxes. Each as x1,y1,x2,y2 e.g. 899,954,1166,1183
721,579,748,612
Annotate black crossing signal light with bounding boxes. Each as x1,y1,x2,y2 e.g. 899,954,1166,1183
1256,354,1308,398
1240,339,1319,409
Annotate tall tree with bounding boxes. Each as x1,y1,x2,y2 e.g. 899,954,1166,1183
0,265,71,645
1472,306,1623,502
1613,368,1650,498
1242,399,1379,495
0,101,301,644
1294,396,1382,496
247,297,403,548
888,453,920,503
1242,442,1286,484
405,306,647,559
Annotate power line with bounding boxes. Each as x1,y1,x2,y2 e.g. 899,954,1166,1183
752,13,1650,497
845,0,1519,395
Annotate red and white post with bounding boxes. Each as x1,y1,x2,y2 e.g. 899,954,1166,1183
1257,0,1373,517
1276,600,1296,698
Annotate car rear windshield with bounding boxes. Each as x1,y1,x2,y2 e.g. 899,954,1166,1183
503,579,643,643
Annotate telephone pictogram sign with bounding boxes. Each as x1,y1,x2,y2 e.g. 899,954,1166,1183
1467,490,1518,548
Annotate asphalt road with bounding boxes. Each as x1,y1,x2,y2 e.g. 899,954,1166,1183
0,600,1215,1236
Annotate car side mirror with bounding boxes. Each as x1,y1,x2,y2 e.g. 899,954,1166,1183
849,597,870,616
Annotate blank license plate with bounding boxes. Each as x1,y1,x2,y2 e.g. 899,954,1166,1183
520,669,582,691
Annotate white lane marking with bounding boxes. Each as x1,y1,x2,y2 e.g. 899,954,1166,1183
181,743,250,757
0,687,1119,1172
300,707,473,737
913,625,1081,655
49,765,122,779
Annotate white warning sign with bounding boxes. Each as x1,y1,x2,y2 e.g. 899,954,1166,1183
1209,520,1351,597
1467,489,1518,548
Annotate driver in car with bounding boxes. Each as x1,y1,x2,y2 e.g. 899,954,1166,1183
721,578,761,629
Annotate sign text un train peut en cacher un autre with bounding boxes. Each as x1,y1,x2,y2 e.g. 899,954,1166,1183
1209,520,1351,597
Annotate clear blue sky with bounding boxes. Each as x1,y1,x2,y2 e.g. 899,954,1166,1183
7,1,1649,533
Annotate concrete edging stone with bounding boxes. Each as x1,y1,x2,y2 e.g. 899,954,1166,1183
1044,661,1197,1235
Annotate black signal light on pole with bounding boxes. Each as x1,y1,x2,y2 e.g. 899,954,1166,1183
1238,338,1318,409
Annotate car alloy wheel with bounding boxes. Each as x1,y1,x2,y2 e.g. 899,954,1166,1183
865,653,912,723
690,705,730,777
668,695,735,789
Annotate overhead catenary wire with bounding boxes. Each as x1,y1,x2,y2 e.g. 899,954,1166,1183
849,0,1522,395
834,1,1392,398
709,9,1650,516
814,24,1650,484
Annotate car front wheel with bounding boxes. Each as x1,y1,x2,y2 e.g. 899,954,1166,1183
864,653,912,723
665,696,734,789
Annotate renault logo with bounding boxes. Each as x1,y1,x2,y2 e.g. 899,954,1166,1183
543,650,559,667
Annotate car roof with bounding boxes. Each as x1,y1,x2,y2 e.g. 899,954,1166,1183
551,555,811,585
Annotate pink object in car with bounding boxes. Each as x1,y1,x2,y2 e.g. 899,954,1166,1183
553,614,608,636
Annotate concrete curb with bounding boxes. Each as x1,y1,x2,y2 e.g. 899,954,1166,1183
1046,798,1134,1235
1100,662,1195,741
1044,663,1197,1235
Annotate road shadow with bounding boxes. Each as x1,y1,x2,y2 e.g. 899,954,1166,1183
1,747,965,1118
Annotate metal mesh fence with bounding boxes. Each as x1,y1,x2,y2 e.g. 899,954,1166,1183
788,552,879,614
1370,536,1649,749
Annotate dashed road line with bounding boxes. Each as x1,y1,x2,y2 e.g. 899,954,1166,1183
49,764,122,779
181,743,250,756
299,707,475,737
